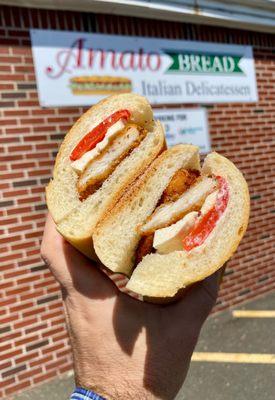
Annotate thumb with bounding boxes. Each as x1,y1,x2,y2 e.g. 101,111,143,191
41,214,117,298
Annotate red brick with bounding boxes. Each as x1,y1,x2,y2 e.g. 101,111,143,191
26,248,41,256
20,290,44,302
14,351,39,364
9,224,33,233
0,136,20,144
32,370,56,384
0,118,18,127
0,73,25,81
59,364,73,374
7,206,32,215
11,241,36,251
0,56,22,64
25,322,47,334
12,47,32,56
1,331,22,342
24,230,43,239
10,301,35,313
21,213,45,222
18,257,41,267
0,252,23,263
0,235,21,244
0,172,24,180
0,83,15,89
8,145,32,152
11,162,36,170
17,100,39,107
0,217,18,226
18,367,43,381
0,348,22,360
22,306,46,318
32,109,56,115
14,65,34,73
4,109,30,116
0,154,24,162
14,317,38,329
30,354,53,367
5,380,31,395
45,357,68,371
0,65,12,72
6,285,31,296
15,334,40,347
0,378,16,390
0,361,12,371
0,343,12,352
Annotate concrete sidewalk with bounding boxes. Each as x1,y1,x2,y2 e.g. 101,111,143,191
178,291,275,400
15,291,275,400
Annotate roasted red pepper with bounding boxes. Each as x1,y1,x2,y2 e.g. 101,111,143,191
70,109,131,161
182,176,229,251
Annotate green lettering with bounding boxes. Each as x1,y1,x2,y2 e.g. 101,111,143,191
165,51,243,75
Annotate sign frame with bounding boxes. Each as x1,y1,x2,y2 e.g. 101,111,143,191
30,29,258,107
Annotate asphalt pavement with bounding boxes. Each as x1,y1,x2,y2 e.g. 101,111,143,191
14,291,275,400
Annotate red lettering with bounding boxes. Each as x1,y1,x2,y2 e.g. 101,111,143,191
119,51,136,70
109,50,119,70
46,38,85,79
46,39,161,78
99,49,106,69
146,52,161,71
88,48,94,67
76,38,84,67
138,48,146,71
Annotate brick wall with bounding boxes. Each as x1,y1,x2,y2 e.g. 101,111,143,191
0,5,274,398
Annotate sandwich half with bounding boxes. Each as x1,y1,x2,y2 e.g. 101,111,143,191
46,93,166,259
93,147,250,302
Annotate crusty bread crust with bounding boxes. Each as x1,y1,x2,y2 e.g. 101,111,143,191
126,152,250,302
46,93,166,260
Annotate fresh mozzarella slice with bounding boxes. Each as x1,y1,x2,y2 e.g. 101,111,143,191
140,177,216,235
153,211,199,254
200,190,218,215
71,119,126,174
77,125,144,196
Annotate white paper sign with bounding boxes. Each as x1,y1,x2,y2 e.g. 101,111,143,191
30,29,258,107
154,108,210,153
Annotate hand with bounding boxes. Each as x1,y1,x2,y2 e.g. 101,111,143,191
41,214,223,400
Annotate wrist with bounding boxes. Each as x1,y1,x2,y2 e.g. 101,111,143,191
75,375,154,400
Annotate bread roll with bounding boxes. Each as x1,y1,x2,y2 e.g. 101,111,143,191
94,149,250,302
46,93,166,259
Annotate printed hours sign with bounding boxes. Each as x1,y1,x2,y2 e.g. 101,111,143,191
154,108,210,153
31,29,258,107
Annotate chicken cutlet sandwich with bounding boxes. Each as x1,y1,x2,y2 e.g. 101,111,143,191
93,145,250,302
46,93,165,259
70,76,132,95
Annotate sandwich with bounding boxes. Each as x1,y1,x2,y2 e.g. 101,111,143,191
93,145,250,302
46,93,166,259
70,76,132,95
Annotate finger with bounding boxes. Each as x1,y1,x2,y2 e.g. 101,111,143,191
201,265,226,303
41,214,117,297
41,213,91,268
41,213,63,251
218,263,227,285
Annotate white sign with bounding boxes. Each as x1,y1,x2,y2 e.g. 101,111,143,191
154,108,210,153
30,29,258,107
